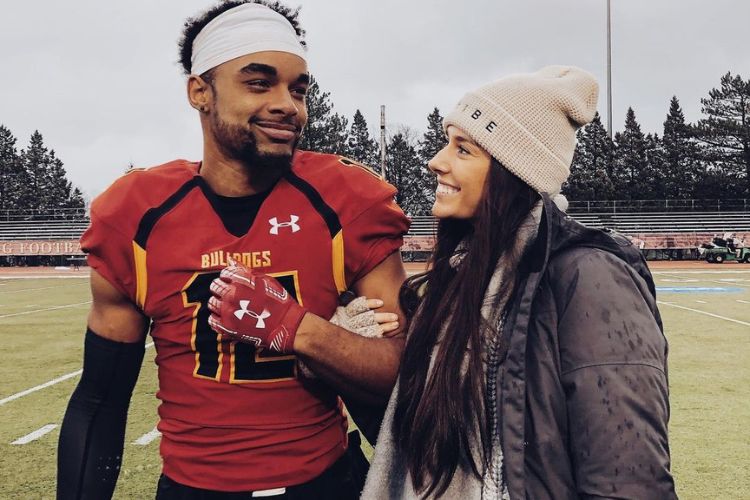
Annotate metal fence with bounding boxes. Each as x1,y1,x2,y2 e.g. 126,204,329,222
567,199,750,213
0,208,89,221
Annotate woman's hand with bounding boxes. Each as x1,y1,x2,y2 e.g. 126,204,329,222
330,296,400,338
298,296,400,378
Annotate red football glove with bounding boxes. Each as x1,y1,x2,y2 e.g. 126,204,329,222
207,262,306,354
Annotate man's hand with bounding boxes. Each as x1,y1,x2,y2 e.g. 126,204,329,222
207,261,307,354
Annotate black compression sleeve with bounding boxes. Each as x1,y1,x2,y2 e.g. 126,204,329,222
57,328,145,500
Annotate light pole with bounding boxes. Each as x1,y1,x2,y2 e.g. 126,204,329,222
606,0,613,138
380,105,388,182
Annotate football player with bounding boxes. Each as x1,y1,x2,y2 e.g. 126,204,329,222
56,2,409,499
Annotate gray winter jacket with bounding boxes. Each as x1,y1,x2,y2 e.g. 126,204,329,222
498,194,676,499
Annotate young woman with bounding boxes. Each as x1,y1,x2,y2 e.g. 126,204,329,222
362,66,677,499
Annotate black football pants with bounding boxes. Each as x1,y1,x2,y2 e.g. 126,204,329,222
155,431,369,500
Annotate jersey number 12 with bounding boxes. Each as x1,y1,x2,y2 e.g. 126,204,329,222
182,271,299,383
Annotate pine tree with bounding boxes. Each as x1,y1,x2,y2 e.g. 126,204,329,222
347,110,380,171
386,131,426,215
65,187,86,212
12,130,86,213
564,113,615,200
692,72,750,196
416,108,446,209
418,108,447,164
19,131,49,210
298,76,349,155
644,133,666,199
44,152,84,212
661,96,701,199
326,113,350,157
613,108,651,199
0,125,22,210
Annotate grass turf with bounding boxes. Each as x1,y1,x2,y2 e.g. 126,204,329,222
0,270,748,499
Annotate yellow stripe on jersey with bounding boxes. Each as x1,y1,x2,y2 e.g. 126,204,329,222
132,241,148,309
332,230,346,294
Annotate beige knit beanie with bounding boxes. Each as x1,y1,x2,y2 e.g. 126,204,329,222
443,65,599,194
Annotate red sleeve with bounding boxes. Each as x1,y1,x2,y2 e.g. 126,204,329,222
80,211,137,303
343,194,410,285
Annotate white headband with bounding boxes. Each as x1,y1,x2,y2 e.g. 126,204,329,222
190,3,306,76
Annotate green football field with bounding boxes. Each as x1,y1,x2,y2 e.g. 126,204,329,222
0,268,748,499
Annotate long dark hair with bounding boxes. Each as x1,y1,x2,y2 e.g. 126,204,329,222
394,160,540,498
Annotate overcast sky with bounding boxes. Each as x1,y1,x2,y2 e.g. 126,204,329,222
1,0,748,199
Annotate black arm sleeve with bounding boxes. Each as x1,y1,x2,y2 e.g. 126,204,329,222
57,328,145,500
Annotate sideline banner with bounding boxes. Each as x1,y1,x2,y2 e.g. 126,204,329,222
0,240,83,256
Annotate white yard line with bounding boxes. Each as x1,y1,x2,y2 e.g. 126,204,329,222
0,301,91,319
0,284,87,294
657,301,750,327
0,371,82,406
0,342,154,407
0,276,88,280
11,424,58,445
737,300,750,305
700,278,748,289
133,427,161,446
652,270,750,275
657,272,750,289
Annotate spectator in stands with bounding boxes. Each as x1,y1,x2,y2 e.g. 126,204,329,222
362,66,677,499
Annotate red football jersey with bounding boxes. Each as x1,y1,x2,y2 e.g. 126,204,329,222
81,151,409,491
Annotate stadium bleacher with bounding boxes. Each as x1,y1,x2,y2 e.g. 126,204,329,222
404,204,750,260
0,220,90,240
0,203,748,262
406,211,750,236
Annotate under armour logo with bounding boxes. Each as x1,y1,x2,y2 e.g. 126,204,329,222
269,215,300,235
234,300,271,329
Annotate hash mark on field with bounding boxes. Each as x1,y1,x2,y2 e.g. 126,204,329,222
133,427,161,446
0,342,154,406
11,424,58,445
657,301,750,327
694,300,707,304
0,301,91,319
737,300,750,305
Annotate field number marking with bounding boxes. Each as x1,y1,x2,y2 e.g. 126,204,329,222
11,424,58,445
0,301,92,319
133,427,161,446
0,342,154,407
657,301,750,328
